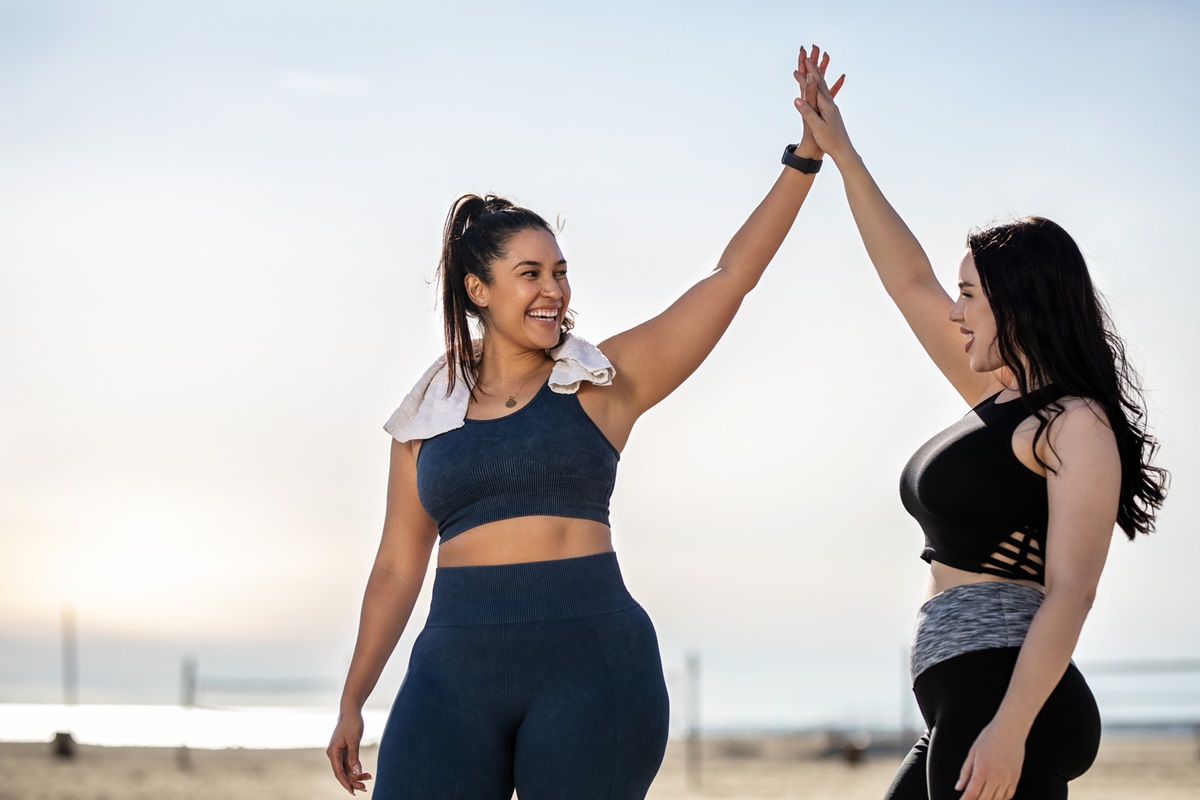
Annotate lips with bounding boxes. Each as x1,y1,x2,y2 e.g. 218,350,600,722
961,327,974,354
527,307,560,324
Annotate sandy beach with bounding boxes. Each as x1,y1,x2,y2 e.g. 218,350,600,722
2,733,1197,800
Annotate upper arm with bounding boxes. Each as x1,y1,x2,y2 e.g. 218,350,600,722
591,165,817,428
375,438,439,576
597,267,747,423
1041,401,1121,602
889,274,998,405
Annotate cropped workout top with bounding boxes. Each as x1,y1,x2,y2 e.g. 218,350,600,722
899,386,1066,584
415,381,620,542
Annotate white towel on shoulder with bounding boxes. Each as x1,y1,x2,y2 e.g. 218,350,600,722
383,333,615,443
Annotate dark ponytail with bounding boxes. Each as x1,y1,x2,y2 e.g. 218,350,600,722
969,216,1169,538
436,193,562,396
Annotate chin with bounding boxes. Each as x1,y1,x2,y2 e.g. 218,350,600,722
531,332,562,350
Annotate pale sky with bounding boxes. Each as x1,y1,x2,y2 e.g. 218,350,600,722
3,0,1198,729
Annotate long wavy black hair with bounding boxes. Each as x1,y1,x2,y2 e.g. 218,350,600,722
969,216,1168,538
436,193,572,397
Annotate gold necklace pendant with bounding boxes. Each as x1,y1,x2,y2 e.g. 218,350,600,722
494,358,549,411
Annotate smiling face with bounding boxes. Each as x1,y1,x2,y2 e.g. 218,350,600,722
466,227,570,352
949,249,1003,373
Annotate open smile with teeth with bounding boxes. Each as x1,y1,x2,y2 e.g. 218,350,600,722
962,328,975,352
528,309,559,323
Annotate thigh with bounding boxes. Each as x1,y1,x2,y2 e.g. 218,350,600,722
883,733,930,800
1025,662,1101,783
511,605,670,800
915,648,1085,800
374,626,515,800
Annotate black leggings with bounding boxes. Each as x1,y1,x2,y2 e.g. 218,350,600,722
885,647,1101,800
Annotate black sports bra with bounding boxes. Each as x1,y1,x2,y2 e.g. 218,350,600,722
899,387,1066,584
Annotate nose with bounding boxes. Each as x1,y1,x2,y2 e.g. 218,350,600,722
948,297,964,322
539,275,562,298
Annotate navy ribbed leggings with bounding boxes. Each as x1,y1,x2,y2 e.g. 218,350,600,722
885,647,1101,800
374,552,670,799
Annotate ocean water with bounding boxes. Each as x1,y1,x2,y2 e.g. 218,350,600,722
3,683,1198,750
0,703,391,749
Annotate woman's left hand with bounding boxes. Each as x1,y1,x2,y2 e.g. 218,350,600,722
956,719,1027,800
792,44,845,159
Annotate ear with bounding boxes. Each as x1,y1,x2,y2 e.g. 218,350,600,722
464,273,488,308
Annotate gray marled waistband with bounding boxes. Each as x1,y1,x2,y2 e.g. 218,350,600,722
910,581,1044,683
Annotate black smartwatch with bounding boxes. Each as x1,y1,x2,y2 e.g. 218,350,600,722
781,143,822,174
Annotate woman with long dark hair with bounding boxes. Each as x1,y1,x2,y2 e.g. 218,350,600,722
325,49,844,799
794,59,1167,799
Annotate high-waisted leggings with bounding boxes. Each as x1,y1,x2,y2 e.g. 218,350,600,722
374,552,670,800
885,647,1101,800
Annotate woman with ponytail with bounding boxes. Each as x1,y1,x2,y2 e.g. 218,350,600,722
326,47,844,799
793,57,1168,800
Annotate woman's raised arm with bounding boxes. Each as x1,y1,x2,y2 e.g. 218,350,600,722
794,59,996,405
594,47,844,438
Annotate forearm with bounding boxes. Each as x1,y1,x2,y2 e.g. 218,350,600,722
338,561,427,713
833,151,936,298
714,159,818,294
991,590,1093,736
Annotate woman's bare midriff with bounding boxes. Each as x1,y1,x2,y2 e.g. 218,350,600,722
927,560,1044,600
436,516,614,567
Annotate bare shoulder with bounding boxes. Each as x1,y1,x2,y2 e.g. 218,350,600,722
1049,395,1113,428
389,437,422,482
1040,395,1118,471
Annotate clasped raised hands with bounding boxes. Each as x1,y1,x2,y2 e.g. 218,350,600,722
793,44,851,162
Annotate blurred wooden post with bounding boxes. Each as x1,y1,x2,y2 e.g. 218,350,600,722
178,657,197,771
181,657,197,708
685,651,701,790
61,606,78,706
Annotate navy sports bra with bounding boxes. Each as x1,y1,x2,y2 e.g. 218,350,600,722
899,386,1066,584
415,381,620,542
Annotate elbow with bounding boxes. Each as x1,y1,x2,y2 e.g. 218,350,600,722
712,263,761,297
1044,581,1097,614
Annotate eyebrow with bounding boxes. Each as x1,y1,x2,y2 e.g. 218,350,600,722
957,280,977,289
512,259,568,270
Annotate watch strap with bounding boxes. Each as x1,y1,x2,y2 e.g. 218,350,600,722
781,143,822,174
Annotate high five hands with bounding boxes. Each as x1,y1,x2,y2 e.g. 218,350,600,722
793,44,850,161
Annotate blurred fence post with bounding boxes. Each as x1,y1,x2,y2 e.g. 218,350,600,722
181,657,197,708
686,650,701,790
61,606,78,706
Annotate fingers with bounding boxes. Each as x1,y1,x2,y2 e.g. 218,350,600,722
795,44,845,120
794,73,826,122
327,742,354,794
793,94,819,124
805,58,841,108
829,73,846,98
804,57,829,92
956,747,975,792
347,744,369,792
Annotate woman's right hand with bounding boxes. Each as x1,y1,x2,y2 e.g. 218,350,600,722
327,710,373,795
793,49,854,162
